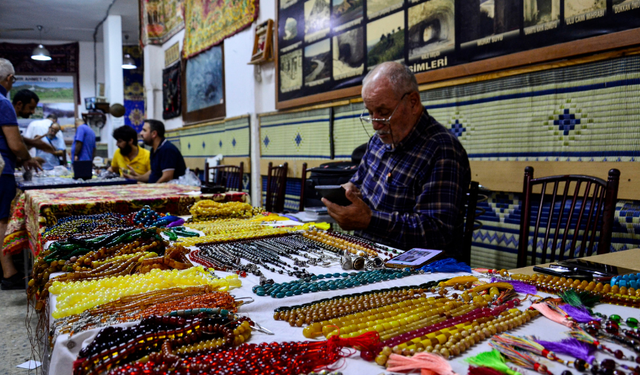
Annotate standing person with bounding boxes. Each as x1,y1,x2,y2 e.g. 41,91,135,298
71,118,96,163
25,113,60,157
322,62,470,258
124,119,186,183
11,89,61,160
108,125,150,176
0,58,41,290
37,122,66,170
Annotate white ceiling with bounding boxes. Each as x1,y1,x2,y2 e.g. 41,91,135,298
0,0,139,43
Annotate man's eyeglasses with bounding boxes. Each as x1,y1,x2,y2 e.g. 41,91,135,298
360,92,409,126
9,75,16,84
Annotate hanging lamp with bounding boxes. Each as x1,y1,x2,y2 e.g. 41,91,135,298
121,35,136,69
31,25,52,61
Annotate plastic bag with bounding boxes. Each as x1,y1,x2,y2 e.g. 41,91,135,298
168,169,201,187
50,165,72,177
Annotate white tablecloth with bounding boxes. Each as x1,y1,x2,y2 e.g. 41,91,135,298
47,264,640,375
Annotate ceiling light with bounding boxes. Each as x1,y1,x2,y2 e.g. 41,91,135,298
31,26,51,61
122,54,136,69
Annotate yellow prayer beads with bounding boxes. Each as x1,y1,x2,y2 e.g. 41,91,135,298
177,225,304,246
49,267,241,319
190,200,257,221
90,251,158,267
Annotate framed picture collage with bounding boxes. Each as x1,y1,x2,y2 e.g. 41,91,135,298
276,0,640,108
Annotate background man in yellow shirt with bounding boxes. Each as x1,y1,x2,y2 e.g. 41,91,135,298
108,125,150,176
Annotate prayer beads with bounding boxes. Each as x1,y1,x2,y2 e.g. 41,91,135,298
49,267,241,318
189,200,258,221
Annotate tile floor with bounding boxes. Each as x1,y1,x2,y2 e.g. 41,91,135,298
0,290,41,375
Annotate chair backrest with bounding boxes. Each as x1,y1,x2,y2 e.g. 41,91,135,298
456,181,486,264
299,162,308,212
204,162,244,191
266,162,288,212
516,166,620,268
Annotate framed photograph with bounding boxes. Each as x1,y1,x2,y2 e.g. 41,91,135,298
182,45,226,124
9,74,77,139
249,19,275,64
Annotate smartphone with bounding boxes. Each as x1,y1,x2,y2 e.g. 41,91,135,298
557,259,622,276
385,248,443,269
315,185,351,206
533,265,593,280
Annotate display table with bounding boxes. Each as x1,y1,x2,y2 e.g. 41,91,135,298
508,248,640,275
16,176,137,191
46,258,640,375
5,185,249,256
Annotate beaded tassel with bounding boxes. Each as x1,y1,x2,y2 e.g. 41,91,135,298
560,304,598,323
465,349,522,375
530,301,573,328
386,352,458,375
489,338,552,374
534,337,596,364
468,367,512,375
490,278,537,295
559,289,600,308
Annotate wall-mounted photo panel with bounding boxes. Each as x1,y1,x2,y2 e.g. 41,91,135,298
524,0,560,34
366,11,405,68
564,0,606,25
459,0,521,49
332,0,364,32
332,27,365,81
613,0,640,13
304,38,332,87
280,49,304,93
407,0,455,62
182,45,226,123
304,0,331,42
367,0,403,20
279,2,304,50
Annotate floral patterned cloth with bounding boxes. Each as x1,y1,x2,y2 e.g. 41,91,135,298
5,184,248,255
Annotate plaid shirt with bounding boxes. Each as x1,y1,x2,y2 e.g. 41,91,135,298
351,109,470,253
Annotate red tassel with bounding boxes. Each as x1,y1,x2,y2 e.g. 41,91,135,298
326,331,380,360
387,352,458,375
530,302,573,328
469,366,511,375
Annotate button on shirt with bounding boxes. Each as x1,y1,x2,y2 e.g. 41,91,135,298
71,123,96,162
149,139,186,183
350,109,471,252
0,85,18,175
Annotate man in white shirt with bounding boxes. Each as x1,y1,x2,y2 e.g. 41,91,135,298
25,114,63,157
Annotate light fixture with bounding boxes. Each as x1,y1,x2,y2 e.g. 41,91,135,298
31,25,52,61
121,34,136,69
122,54,136,69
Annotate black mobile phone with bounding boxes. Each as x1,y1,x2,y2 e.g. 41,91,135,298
557,259,620,276
532,265,593,280
315,185,351,206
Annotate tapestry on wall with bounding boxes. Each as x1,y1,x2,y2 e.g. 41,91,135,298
182,0,259,58
0,42,80,104
139,0,185,46
123,46,145,132
163,62,182,119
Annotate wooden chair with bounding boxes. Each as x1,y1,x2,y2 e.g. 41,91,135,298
299,162,308,211
265,162,288,212
457,181,486,265
204,162,244,191
516,166,620,268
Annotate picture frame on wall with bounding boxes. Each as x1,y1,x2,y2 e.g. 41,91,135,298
9,73,78,141
249,19,275,64
182,45,226,124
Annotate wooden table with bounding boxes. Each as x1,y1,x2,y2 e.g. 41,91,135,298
508,248,640,275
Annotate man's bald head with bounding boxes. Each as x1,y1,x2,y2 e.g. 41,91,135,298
362,62,419,99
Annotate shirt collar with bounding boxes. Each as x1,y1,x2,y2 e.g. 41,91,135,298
153,139,167,153
0,85,7,97
384,108,432,152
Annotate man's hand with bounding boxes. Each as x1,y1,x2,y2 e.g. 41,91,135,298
122,167,139,180
54,150,64,157
322,188,372,231
22,158,42,172
74,155,78,162
32,134,46,141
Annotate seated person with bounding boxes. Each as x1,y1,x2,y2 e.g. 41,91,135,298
108,125,150,176
322,62,471,258
36,122,66,170
124,119,186,183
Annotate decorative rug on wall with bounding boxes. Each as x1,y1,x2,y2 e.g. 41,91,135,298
139,0,185,46
123,46,145,132
182,0,259,58
163,62,182,119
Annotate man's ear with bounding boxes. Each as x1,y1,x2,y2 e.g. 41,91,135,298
409,92,422,114
14,101,23,112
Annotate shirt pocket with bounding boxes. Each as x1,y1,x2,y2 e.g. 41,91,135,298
378,183,415,212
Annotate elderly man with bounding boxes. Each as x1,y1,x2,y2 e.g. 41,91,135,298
124,119,186,183
25,113,61,157
37,122,66,170
323,62,470,258
0,58,41,289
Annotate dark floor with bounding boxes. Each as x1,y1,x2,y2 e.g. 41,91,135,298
0,289,40,375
